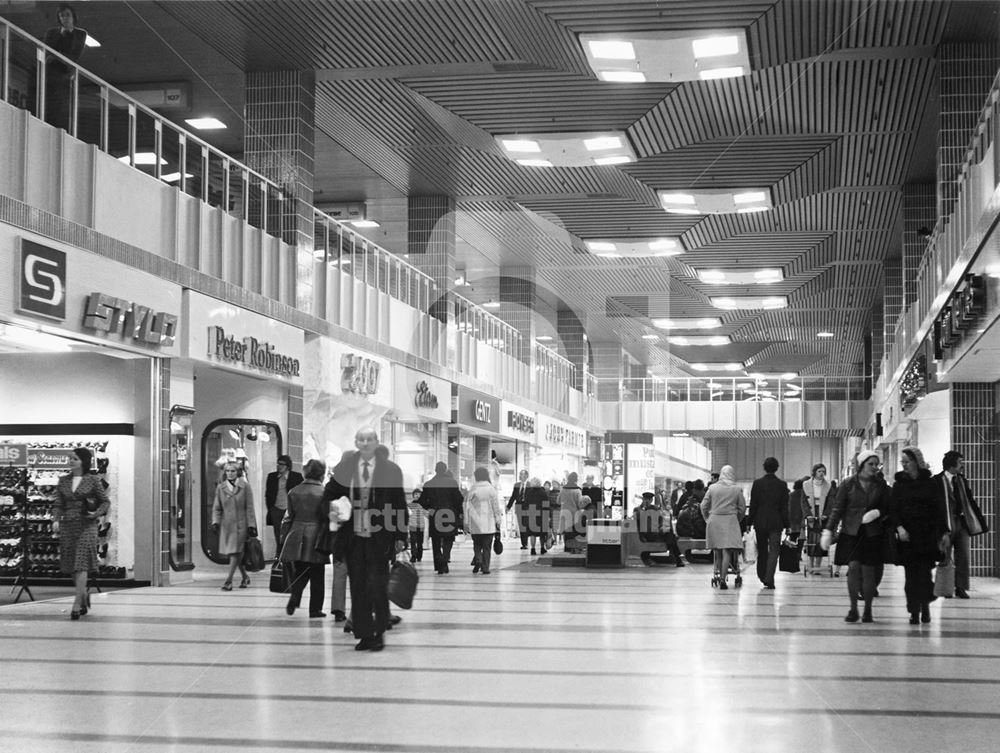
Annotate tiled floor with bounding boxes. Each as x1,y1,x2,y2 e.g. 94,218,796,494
1,542,998,753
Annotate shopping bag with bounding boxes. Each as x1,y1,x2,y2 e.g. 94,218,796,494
778,540,801,573
269,561,290,593
493,528,504,555
242,537,265,572
934,560,955,598
742,531,757,563
388,559,419,610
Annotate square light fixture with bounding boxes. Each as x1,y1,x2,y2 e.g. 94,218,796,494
185,117,227,130
497,131,636,167
585,238,684,258
667,335,731,346
691,362,742,372
711,296,787,310
659,188,773,215
651,317,722,330
350,219,380,228
581,30,749,83
696,268,783,285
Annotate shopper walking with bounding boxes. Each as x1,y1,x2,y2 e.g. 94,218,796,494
934,450,989,599
279,459,329,618
265,454,302,553
521,477,551,554
407,488,426,562
557,472,586,551
701,465,746,588
52,447,109,620
748,457,789,589
464,467,503,574
507,469,530,549
212,461,257,591
820,450,890,623
890,447,945,624
417,461,465,574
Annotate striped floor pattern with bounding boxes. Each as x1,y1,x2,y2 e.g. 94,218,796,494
1,542,998,753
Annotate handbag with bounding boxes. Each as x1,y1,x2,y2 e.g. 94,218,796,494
778,538,802,573
388,559,419,609
269,561,290,593
934,559,955,598
242,536,265,572
493,527,503,555
314,527,335,555
881,527,899,565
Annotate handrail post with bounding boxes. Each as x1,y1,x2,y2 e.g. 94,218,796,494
153,119,163,181
177,133,187,194
127,102,136,166
68,67,78,137
99,84,109,152
1,24,10,105
34,46,45,122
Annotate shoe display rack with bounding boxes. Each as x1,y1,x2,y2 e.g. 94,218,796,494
1,464,33,601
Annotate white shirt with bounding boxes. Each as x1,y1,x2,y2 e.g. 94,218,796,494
354,456,376,537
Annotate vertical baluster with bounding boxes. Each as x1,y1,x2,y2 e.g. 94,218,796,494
99,84,109,152
35,46,45,121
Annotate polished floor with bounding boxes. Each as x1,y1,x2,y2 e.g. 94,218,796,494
1,542,998,753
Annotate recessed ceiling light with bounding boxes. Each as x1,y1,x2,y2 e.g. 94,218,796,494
350,219,380,228
516,158,553,167
642,334,660,340
648,239,679,251
660,188,771,215
698,66,745,80
699,270,726,284
691,362,742,372
781,372,798,380
593,155,633,165
588,40,636,60
696,268,783,285
691,35,740,58
668,335,730,346
734,191,767,204
117,153,166,166
736,205,770,214
482,300,501,309
586,241,617,252
185,117,227,130
586,238,683,258
710,296,787,310
599,71,646,83
502,139,540,152
536,335,554,342
790,431,808,437
651,317,722,330
660,193,696,205
817,331,835,337
583,136,623,151
672,432,690,438
84,35,101,48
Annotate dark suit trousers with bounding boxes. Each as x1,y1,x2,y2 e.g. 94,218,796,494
756,529,782,585
431,534,454,573
347,536,391,639
288,561,325,613
948,524,972,591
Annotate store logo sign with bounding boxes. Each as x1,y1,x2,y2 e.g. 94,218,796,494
0,444,28,464
473,400,493,424
341,353,382,395
507,410,534,435
18,241,66,321
209,326,301,377
414,380,438,409
84,293,178,347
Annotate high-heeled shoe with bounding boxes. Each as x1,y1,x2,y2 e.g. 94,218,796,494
70,610,81,621
239,575,251,589
221,581,233,591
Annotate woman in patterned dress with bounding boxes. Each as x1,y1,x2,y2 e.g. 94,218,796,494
52,447,109,620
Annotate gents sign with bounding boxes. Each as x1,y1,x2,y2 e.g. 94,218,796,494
18,240,66,321
454,386,500,433
84,293,178,347
208,326,301,378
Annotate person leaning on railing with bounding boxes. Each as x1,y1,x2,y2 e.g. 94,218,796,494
43,4,88,131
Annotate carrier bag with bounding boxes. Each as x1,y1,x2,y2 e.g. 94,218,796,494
934,559,955,598
269,560,291,593
388,559,419,609
778,539,802,573
242,537,265,572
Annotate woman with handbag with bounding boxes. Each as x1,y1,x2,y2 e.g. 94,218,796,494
279,459,330,617
890,447,946,625
212,462,257,591
820,450,890,623
464,467,502,574
52,447,110,620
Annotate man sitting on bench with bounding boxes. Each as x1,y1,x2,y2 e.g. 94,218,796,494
634,492,686,567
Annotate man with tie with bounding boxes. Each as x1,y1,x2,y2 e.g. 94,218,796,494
934,450,989,598
507,469,530,549
326,427,408,651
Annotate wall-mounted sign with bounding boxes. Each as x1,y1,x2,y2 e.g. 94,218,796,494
84,293,178,347
499,401,537,442
18,240,66,321
391,366,451,422
454,386,500,433
507,410,535,435
933,273,986,360
207,326,300,377
0,444,28,465
341,352,382,395
27,448,79,468
536,415,586,453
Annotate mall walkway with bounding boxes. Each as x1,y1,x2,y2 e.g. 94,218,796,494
0,543,998,753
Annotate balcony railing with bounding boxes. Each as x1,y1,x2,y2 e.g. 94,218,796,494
601,376,871,402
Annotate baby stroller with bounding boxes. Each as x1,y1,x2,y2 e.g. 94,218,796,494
710,548,744,589
802,515,832,577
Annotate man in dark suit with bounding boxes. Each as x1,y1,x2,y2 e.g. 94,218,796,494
749,457,789,589
264,454,302,552
326,428,408,651
935,450,989,599
418,461,465,573
507,469,530,549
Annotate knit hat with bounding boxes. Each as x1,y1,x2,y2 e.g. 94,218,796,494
856,449,879,469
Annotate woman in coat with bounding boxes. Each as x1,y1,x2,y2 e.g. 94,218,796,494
890,446,946,624
700,465,746,589
212,461,257,591
52,447,110,620
279,459,329,618
557,472,585,550
463,467,503,574
522,477,550,555
821,450,891,623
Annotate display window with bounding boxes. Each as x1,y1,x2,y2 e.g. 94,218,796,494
168,406,194,571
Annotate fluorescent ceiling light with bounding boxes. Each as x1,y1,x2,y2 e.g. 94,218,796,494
790,431,808,437
737,205,770,214
782,372,798,380
698,66,745,80
588,40,636,60
648,239,680,252
482,300,501,309
696,268,783,285
586,241,617,253
185,117,227,130
692,35,740,58
672,432,690,438
593,155,633,165
584,136,623,151
586,238,683,258
536,335,553,342
817,331,835,337
711,296,787,310
118,153,166,166
642,334,660,340
651,317,722,330
84,35,101,48
660,193,696,205
691,362,742,372
501,139,540,153
160,172,193,183
350,219,380,228
516,158,554,167
667,335,730,346
599,71,646,83
734,191,767,204
660,188,772,215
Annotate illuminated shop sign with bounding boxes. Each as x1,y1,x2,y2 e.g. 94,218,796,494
208,326,300,377
18,241,66,321
83,293,178,347
538,417,586,451
932,274,986,360
341,353,382,395
414,380,439,409
454,387,500,433
507,410,535,435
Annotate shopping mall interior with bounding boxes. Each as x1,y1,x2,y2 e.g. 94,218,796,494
1,1,999,751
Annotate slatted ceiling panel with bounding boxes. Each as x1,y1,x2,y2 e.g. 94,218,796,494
526,0,776,32
837,133,915,186
772,140,843,203
405,75,676,132
748,0,949,69
784,235,838,276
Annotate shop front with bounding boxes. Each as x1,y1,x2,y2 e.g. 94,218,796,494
385,366,451,490
533,414,587,487
450,386,501,494
0,232,181,588
175,290,304,570
497,401,538,492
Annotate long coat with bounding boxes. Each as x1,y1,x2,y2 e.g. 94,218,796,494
700,483,745,549
279,479,329,564
891,469,946,564
521,486,550,537
749,473,789,533
557,485,585,534
417,471,465,537
212,478,256,555
464,481,502,535
55,473,110,574
932,471,989,537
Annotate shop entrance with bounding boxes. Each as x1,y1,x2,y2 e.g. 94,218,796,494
168,406,194,570
200,420,281,564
